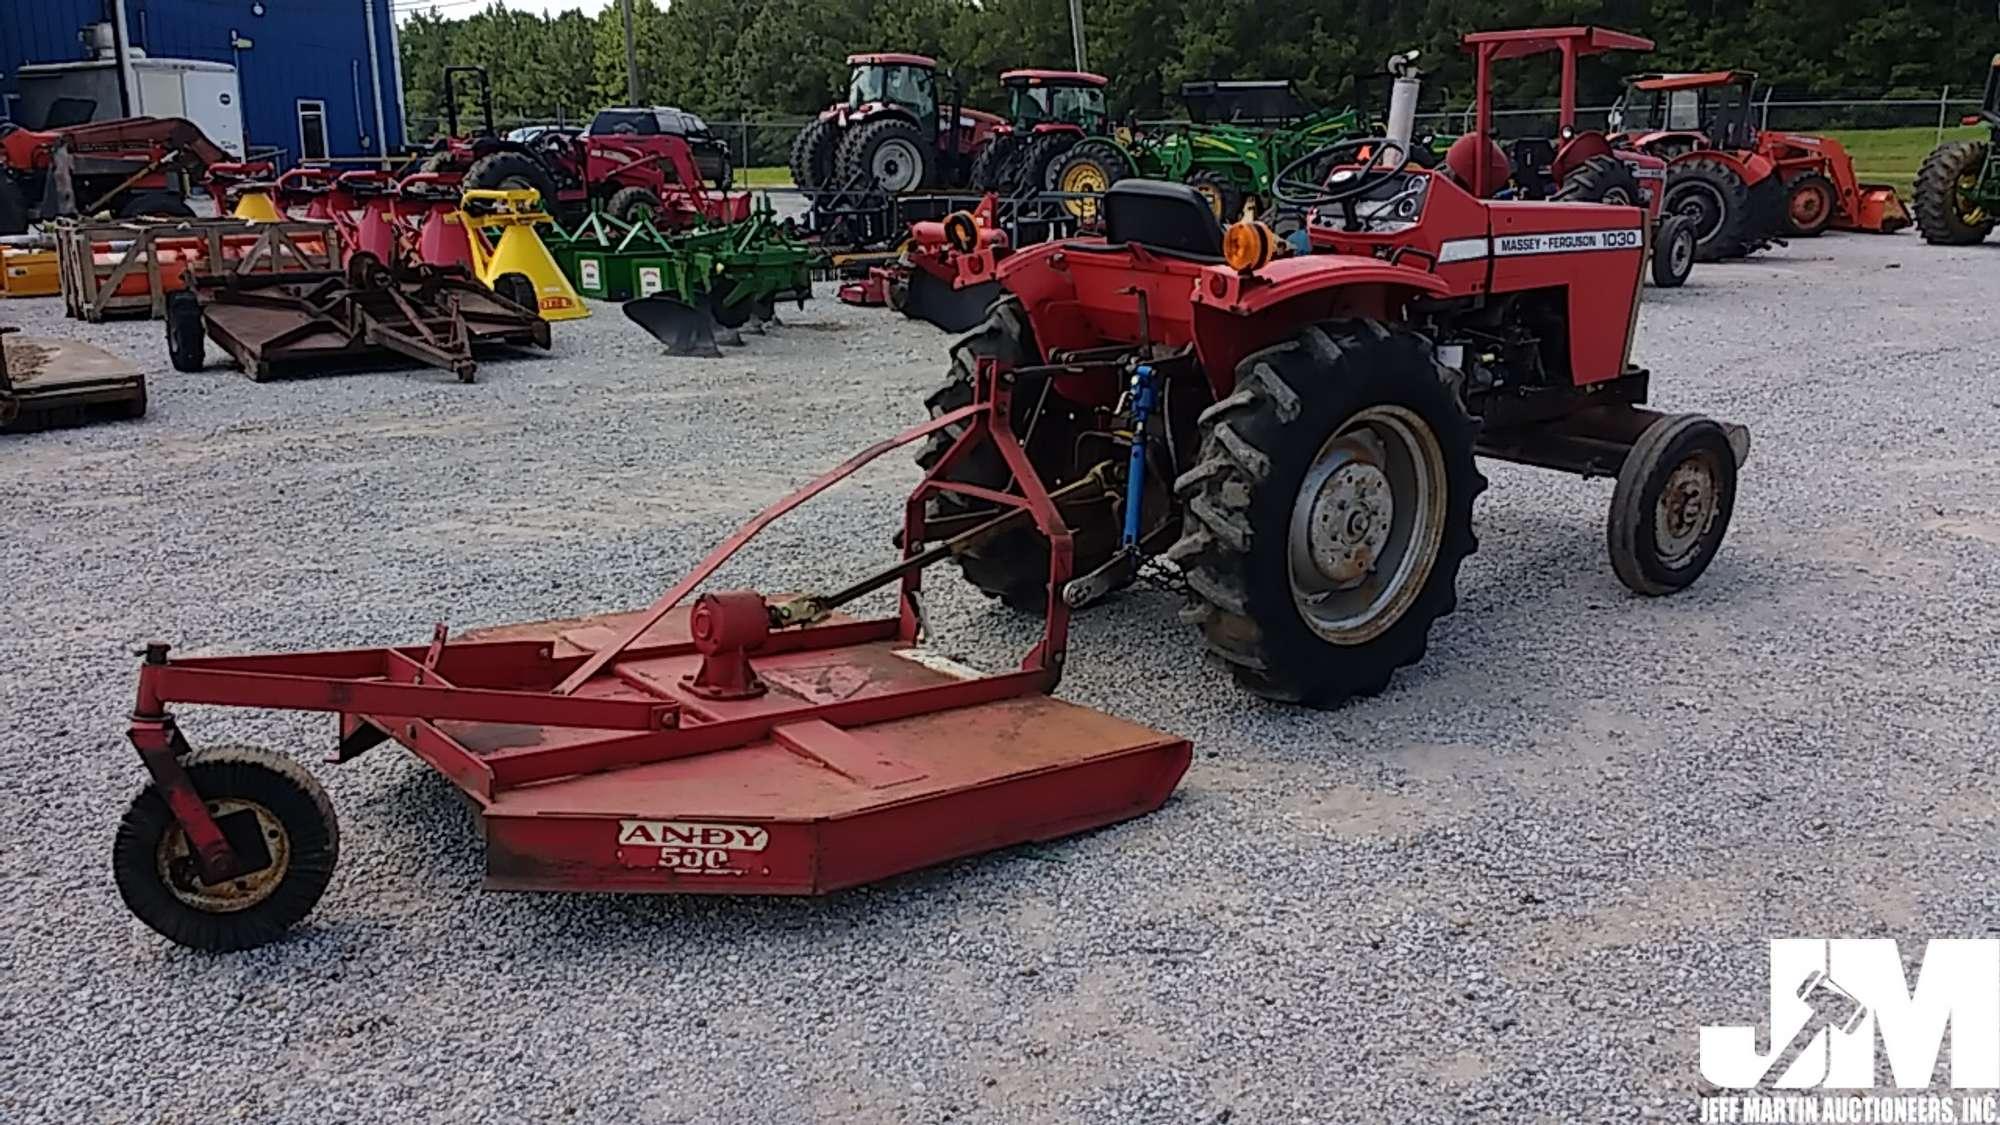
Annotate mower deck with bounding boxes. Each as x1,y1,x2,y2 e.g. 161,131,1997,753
1,330,145,432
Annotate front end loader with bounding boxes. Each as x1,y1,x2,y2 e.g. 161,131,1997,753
1914,53,2000,245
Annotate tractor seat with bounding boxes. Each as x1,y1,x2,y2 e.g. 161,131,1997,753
1102,180,1224,260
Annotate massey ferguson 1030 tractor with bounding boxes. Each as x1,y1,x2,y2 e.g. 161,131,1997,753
1619,70,1907,241
1452,28,1696,287
972,70,1111,194
789,53,1005,194
918,54,1747,707
1914,53,2000,245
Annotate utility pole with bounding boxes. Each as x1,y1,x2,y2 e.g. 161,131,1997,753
621,0,641,105
1068,0,1087,72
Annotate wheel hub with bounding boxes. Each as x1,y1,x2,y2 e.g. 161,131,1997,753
1673,183,1725,241
1655,457,1720,566
1306,461,1393,585
156,798,289,913
874,140,921,192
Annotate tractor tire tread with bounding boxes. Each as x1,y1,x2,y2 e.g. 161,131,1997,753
1914,140,1995,245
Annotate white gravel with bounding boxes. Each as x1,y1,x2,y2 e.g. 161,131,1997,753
2,235,1997,1123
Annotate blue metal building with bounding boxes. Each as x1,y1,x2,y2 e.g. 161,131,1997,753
1,0,405,164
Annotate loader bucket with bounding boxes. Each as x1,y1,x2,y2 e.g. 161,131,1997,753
623,295,722,357
1852,185,1913,234
902,271,1002,334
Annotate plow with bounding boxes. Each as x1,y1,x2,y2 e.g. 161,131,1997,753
112,48,1752,952
617,201,814,356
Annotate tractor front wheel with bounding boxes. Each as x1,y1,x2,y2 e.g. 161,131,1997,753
113,745,340,952
606,185,662,227
1665,157,1754,261
915,299,1116,612
463,151,561,212
1187,169,1245,222
1168,322,1483,707
1054,140,1132,222
1649,214,1696,288
1607,414,1738,596
1913,140,1995,245
1782,172,1837,237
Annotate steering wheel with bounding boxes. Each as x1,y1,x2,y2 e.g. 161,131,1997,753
1271,137,1417,232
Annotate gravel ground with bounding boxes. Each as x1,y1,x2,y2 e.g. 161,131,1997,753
2,234,1997,1124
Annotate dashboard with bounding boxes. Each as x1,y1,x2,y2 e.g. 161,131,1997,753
1307,169,1434,237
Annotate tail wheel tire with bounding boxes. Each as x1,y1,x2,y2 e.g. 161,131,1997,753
836,119,934,194
1554,154,1642,207
1913,140,1995,245
1665,157,1753,261
1054,140,1133,221
606,184,662,226
165,291,206,372
1167,321,1484,707
914,299,1115,612
1650,214,1696,288
788,119,839,191
113,746,340,952
1607,414,1738,596
1782,172,1837,237
1187,169,1245,222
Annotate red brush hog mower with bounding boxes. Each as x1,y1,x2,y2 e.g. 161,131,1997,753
838,193,1009,332
113,375,1190,950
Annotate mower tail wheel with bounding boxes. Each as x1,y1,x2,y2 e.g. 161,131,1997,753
1649,214,1696,288
1168,321,1484,707
1607,414,1738,596
915,299,1115,612
1781,172,1837,237
165,290,206,373
113,745,340,952
1913,140,1995,245
1665,157,1754,261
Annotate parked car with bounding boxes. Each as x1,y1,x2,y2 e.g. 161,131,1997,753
584,107,732,188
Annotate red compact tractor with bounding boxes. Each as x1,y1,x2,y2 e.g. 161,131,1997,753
0,116,220,234
1450,28,1696,288
918,52,1746,706
1617,70,1907,244
789,53,1005,194
972,70,1112,194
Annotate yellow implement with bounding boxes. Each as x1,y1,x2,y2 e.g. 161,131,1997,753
456,188,588,321
0,248,59,298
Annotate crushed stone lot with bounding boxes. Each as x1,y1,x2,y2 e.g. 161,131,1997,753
2,235,1997,1123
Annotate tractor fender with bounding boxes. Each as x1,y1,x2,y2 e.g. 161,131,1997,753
1188,255,1450,385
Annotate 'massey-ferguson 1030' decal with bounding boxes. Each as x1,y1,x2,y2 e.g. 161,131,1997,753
617,819,770,876
1494,229,1643,257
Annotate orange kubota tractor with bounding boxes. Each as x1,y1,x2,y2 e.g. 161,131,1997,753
1616,70,1908,249
0,116,223,235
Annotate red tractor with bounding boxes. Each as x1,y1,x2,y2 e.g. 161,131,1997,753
416,67,744,229
972,69,1111,194
0,116,218,234
789,53,1005,194
1450,28,1696,288
914,54,1747,706
1618,70,1908,241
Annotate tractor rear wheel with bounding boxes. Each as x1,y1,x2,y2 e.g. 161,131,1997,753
1781,172,1837,237
1014,134,1079,194
789,118,839,191
970,135,1020,192
915,299,1116,612
0,177,30,235
1168,322,1483,707
113,745,340,952
837,119,934,194
1187,169,1245,222
1665,157,1754,261
1607,414,1737,596
1053,140,1133,222
1553,154,1642,207
1914,140,1995,245
463,150,561,212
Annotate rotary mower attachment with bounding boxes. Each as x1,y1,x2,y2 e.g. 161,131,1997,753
0,325,146,432
113,359,1192,951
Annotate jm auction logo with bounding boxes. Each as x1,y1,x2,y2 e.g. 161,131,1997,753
1702,939,2000,1090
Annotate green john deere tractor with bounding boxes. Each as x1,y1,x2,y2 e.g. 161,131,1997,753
1052,80,1365,221
1914,52,2000,245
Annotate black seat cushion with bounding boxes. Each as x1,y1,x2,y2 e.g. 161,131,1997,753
1103,180,1224,260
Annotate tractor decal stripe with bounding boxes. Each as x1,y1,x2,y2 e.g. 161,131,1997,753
1491,228,1644,257
1437,237,1490,263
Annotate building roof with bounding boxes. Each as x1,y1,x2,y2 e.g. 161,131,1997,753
1459,26,1654,61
